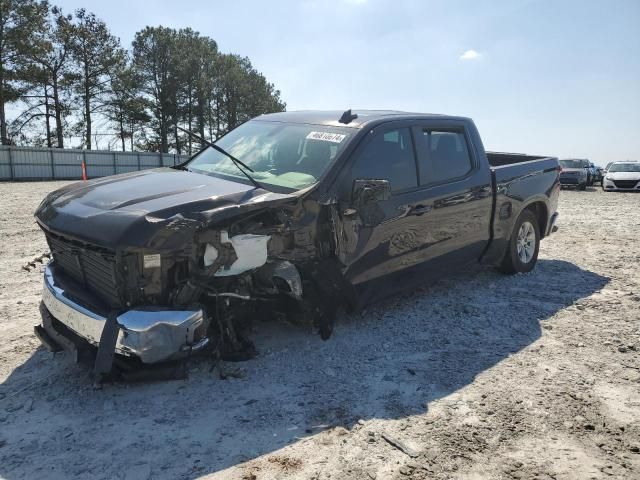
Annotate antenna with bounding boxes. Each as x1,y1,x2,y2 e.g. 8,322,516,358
339,109,358,124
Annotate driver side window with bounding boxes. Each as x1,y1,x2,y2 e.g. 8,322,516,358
350,128,418,192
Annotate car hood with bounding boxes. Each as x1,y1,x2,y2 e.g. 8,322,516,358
35,168,297,249
606,171,640,180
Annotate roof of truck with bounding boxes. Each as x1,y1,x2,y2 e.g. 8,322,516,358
256,110,470,128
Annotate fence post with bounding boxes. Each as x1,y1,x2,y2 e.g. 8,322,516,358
8,146,14,180
112,151,117,176
137,152,141,171
49,149,55,180
82,150,87,180
158,152,162,167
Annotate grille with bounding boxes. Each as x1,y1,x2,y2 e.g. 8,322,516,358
613,180,639,189
560,174,580,184
46,232,121,307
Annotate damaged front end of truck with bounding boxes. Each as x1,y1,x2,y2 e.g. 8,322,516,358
32,113,370,380
34,170,353,381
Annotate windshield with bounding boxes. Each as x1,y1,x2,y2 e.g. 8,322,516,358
609,163,640,172
187,120,355,191
560,160,584,168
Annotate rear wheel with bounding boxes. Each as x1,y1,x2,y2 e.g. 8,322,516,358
500,210,540,274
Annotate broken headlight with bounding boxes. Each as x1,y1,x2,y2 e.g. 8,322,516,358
203,243,219,267
198,231,270,276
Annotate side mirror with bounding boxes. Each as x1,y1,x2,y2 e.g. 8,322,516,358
352,179,391,204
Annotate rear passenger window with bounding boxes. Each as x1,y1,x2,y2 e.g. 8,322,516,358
414,129,473,185
351,128,418,192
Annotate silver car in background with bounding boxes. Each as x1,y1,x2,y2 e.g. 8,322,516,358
559,159,588,190
602,161,640,192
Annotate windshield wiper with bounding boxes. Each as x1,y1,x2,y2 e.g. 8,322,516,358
177,126,264,190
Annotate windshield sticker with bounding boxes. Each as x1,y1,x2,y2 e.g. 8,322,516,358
306,131,346,143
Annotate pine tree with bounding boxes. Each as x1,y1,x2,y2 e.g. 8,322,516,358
15,6,73,147
0,0,48,144
68,8,124,149
132,26,178,153
105,60,149,151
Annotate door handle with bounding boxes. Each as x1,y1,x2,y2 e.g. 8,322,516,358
409,205,432,216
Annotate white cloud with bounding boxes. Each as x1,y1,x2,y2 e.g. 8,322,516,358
460,49,481,61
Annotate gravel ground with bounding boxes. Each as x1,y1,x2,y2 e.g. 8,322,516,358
0,181,638,480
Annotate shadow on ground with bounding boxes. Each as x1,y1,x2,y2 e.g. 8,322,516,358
0,259,609,479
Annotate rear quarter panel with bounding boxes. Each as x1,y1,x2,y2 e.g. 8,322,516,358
482,158,560,265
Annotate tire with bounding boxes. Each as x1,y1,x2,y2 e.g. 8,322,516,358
579,183,587,191
499,209,540,274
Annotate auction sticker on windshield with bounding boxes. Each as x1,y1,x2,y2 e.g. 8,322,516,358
306,131,346,143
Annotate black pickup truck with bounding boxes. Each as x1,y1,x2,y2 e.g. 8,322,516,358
34,110,560,372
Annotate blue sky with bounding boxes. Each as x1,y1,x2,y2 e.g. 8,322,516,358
53,0,639,164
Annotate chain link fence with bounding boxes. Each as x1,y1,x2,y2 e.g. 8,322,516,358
0,146,189,181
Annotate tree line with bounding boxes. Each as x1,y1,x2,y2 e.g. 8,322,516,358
0,0,286,153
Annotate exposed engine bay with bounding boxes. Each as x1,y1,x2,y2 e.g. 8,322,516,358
34,178,354,381
136,200,343,358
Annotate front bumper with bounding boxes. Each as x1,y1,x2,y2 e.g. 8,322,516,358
37,263,208,364
602,178,640,191
559,175,585,185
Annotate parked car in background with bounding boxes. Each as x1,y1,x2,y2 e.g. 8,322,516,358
587,162,600,185
592,165,604,185
563,159,595,185
583,160,597,186
603,162,614,176
602,161,640,191
559,159,588,190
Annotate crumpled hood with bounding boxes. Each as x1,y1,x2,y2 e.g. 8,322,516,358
35,168,296,249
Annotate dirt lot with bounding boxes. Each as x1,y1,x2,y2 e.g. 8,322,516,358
0,181,638,480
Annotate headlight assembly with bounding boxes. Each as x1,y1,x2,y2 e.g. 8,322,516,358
203,243,219,267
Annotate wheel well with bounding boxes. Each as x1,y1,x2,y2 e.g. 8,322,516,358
524,202,548,238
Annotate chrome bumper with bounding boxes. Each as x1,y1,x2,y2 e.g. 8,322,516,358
41,263,207,364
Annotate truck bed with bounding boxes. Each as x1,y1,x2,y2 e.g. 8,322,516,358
487,152,551,167
480,153,560,266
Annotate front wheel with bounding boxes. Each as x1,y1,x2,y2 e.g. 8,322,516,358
499,210,540,274
579,183,587,191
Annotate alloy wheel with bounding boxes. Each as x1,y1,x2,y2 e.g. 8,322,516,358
516,221,536,264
